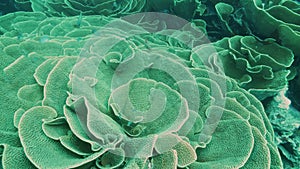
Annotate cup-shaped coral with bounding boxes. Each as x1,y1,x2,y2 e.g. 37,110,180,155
0,12,283,169
240,0,300,57
191,35,294,100
14,0,147,17
196,0,300,60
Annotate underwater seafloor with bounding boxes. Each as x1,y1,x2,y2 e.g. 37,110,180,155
0,0,299,169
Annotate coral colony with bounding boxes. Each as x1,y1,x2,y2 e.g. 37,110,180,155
0,0,299,169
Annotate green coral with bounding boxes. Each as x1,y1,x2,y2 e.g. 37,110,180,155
265,90,300,169
0,12,282,168
14,0,146,17
1,0,300,168
204,35,293,100
241,0,300,58
289,69,300,110
192,0,300,59
14,0,205,19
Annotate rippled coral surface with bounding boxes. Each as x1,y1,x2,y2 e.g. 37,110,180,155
0,0,299,169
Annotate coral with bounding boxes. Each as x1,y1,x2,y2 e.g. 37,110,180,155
265,90,300,168
0,12,282,168
210,35,293,100
14,0,146,17
1,0,300,168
